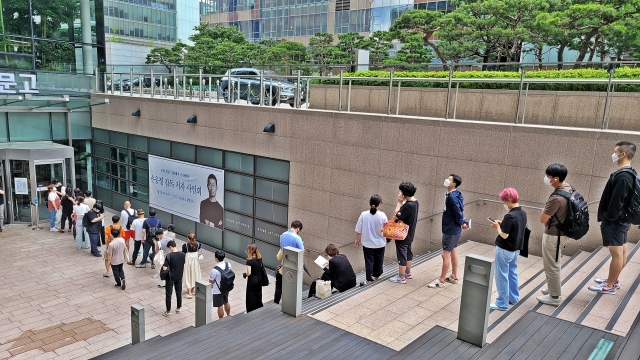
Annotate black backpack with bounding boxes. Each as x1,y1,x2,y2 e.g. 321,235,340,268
145,218,161,240
551,186,589,240
125,209,136,230
617,168,640,225
215,262,235,293
82,212,91,229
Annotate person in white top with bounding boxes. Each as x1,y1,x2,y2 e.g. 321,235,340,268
209,250,232,319
73,196,91,250
47,185,60,232
120,201,135,232
355,195,388,285
128,209,147,266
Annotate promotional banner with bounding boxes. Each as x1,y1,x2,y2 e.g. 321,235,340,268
149,155,224,230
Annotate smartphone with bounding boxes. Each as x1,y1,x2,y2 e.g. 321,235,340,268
487,217,495,222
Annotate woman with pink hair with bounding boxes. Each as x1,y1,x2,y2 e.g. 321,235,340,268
489,188,528,311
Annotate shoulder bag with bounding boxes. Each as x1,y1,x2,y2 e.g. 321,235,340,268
381,215,409,240
260,262,269,286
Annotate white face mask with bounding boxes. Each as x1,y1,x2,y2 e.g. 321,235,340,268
504,204,510,211
444,179,451,187
543,176,552,186
612,153,620,163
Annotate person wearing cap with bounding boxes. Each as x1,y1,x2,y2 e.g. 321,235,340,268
128,209,147,265
138,209,162,268
162,240,186,317
154,229,172,288
86,202,106,257
108,227,127,290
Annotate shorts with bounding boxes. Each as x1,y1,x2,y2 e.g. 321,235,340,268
213,292,229,307
601,222,631,247
395,239,414,266
103,244,110,260
442,233,462,252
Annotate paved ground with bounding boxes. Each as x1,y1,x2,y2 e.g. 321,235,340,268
0,219,276,359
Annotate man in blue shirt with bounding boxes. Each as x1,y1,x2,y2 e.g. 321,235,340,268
274,220,304,304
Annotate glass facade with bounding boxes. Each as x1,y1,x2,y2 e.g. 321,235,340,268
92,129,290,268
104,0,177,42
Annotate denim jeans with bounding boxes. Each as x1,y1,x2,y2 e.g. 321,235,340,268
88,233,101,255
76,223,90,249
49,209,57,229
140,240,156,264
494,246,520,309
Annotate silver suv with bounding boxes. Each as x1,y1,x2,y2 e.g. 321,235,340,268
218,68,306,106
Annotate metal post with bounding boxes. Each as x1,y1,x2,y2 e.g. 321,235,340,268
227,71,232,103
387,69,394,115
521,83,530,124
605,84,615,129
453,83,460,119
162,77,167,98
269,78,273,106
296,70,302,108
259,70,264,106
110,67,114,94
183,75,186,100
338,70,343,111
208,76,212,102
601,70,615,130
457,255,495,347
445,66,453,119
305,79,310,108
248,82,251,104
195,280,212,327
119,73,123,95
129,68,133,96
216,80,220,102
347,79,352,112
95,67,99,93
277,83,281,107
281,247,304,317
514,70,525,123
103,72,107,93
198,68,203,101
150,69,155,98
130,304,145,345
173,68,178,99
189,78,193,100
236,76,241,104
395,80,401,115
139,74,143,96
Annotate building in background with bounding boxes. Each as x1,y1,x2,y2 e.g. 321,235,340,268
199,0,455,45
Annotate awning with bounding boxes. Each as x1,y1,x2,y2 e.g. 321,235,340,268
0,94,109,112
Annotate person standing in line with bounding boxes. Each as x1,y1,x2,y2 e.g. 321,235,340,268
589,141,637,295
209,250,232,319
86,202,106,257
244,244,264,313
103,215,124,278
355,195,388,286
108,228,127,290
164,224,176,239
390,182,419,284
73,196,90,249
489,188,527,311
60,188,76,234
137,209,161,269
163,240,186,317
83,190,96,209
274,220,304,304
0,185,6,232
538,164,571,306
155,229,172,288
182,232,202,299
120,201,135,234
52,180,65,230
128,209,146,265
429,174,468,288
47,185,60,232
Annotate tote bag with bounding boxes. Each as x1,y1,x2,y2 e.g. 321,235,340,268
381,216,409,240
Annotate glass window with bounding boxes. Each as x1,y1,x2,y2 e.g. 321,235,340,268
254,219,286,246
255,199,288,226
112,192,129,209
129,135,148,151
225,172,253,195
149,138,171,156
95,158,109,174
255,179,288,204
223,231,252,256
130,198,149,214
256,240,280,269
197,221,223,248
224,151,254,174
95,186,112,204
0,114,6,142
94,144,109,159
51,113,67,140
131,168,149,185
110,131,128,147
172,142,195,162
119,164,128,179
173,214,196,236
197,147,223,168
94,128,109,143
130,151,148,168
131,184,149,201
224,211,253,236
96,173,110,189
225,191,254,215
71,112,92,139
8,113,50,141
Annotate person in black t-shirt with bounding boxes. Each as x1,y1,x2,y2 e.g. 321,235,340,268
489,188,527,311
163,240,186,317
389,182,419,284
60,188,76,233
200,174,223,230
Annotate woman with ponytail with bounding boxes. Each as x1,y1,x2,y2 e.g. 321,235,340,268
355,195,388,285
182,232,202,298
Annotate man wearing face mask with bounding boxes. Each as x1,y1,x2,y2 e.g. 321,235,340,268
428,174,467,288
538,164,571,306
589,141,636,295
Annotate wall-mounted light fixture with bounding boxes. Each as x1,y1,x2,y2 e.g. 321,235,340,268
187,115,197,124
131,109,141,116
263,123,275,133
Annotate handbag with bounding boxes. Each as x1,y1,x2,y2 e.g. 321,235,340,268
316,280,332,299
520,227,531,258
381,216,409,240
159,257,171,281
260,263,269,286
197,243,204,261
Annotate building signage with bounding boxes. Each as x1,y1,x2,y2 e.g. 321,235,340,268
0,73,39,94
14,177,28,194
149,155,224,229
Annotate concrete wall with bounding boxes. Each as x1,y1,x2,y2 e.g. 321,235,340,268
309,85,640,131
92,93,640,278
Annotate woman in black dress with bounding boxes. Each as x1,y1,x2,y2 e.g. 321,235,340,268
244,244,264,313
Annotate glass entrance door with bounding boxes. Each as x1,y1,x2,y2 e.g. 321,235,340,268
34,162,64,224
10,160,31,223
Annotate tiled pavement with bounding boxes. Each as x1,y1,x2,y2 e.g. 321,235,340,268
0,220,276,359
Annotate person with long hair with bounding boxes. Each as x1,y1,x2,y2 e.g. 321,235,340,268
182,232,202,298
244,244,264,313
355,195,387,285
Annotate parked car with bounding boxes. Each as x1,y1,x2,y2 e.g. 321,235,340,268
107,78,130,91
131,77,161,88
218,68,306,106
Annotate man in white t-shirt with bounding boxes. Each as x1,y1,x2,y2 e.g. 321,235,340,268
128,209,146,266
120,201,135,231
209,250,232,319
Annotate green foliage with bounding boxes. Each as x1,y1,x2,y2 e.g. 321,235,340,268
314,68,640,92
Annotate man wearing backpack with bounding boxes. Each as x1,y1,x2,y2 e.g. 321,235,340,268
538,164,572,306
209,250,234,319
590,141,637,295
137,209,162,269
120,201,136,239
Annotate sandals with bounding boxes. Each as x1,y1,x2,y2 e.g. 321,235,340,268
163,311,171,317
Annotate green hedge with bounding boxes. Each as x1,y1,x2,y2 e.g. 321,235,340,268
312,67,640,92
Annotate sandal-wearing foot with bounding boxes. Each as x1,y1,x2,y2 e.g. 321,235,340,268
163,311,171,317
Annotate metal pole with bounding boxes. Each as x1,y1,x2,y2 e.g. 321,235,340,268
445,66,453,119
103,72,107,93
453,83,459,119
521,83,530,124
305,79,310,108
347,79,352,112
338,70,343,111
236,76,240,104
208,76,212,102
259,70,264,106
119,73,123,95
159,75,163,97
269,78,273,106
387,69,394,115
601,70,614,129
277,83,281,107
139,74,143,96
216,80,220,102
514,70,525,123
110,67,114,94
395,80,401,115
173,68,178,99
95,67,99,93
227,71,232,103
150,69,155,98
189,78,193,100
129,68,133,96
296,70,301,108
605,83,616,129
182,75,186,100
199,68,203,101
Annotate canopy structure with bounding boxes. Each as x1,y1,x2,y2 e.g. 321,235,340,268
0,94,109,112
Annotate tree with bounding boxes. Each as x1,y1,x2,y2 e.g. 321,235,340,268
145,41,187,72
386,32,433,64
308,32,348,75
336,32,368,64
366,31,394,65
389,10,447,63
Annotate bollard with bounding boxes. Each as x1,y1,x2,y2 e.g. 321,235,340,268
281,246,304,317
195,280,212,328
457,254,495,347
131,304,145,344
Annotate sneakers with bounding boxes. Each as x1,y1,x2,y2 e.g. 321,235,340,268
445,277,459,284
389,276,406,284
50,228,58,232
541,288,549,295
490,303,508,311
588,282,617,295
121,279,126,290
594,278,620,289
151,263,156,269
103,272,111,277
537,294,562,306
135,263,146,268
405,273,413,279
427,280,446,288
